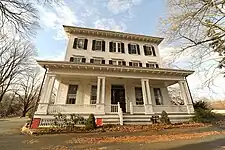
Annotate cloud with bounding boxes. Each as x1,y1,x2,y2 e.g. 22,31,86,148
94,18,127,31
107,0,142,14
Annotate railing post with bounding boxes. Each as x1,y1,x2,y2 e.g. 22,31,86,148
130,102,133,114
117,102,123,125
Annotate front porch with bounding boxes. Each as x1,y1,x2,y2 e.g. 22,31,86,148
35,61,194,119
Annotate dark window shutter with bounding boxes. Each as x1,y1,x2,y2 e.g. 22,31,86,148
155,64,159,68
102,41,105,52
109,60,112,64
70,57,74,62
73,38,78,49
152,46,156,56
84,39,88,50
122,61,126,66
143,45,147,55
129,62,132,66
137,44,140,55
92,40,96,50
90,59,94,63
82,58,86,63
128,44,131,54
109,42,113,52
102,60,105,64
146,63,149,67
139,63,142,67
121,43,125,53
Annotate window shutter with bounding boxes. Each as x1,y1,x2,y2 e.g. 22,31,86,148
102,60,105,64
143,45,147,55
155,64,159,68
137,44,140,55
146,63,149,67
73,38,78,49
109,42,113,52
92,40,96,50
129,62,132,66
109,60,112,64
122,61,126,66
84,39,88,50
139,63,142,67
70,57,74,62
82,58,86,63
121,43,125,53
128,44,131,54
152,46,156,56
102,41,105,52
90,59,94,63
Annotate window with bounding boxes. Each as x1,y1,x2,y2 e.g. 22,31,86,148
146,62,159,68
129,61,142,67
90,58,105,64
144,45,156,56
135,87,144,105
109,42,125,53
90,85,97,104
67,85,78,104
70,56,86,63
109,59,126,66
153,88,163,105
73,38,88,50
128,44,140,55
92,40,105,51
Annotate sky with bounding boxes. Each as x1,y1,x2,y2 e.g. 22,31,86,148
34,0,225,101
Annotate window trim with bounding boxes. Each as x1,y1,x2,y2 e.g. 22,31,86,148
146,62,159,68
153,88,163,105
73,37,88,50
128,43,140,55
143,45,156,56
66,85,78,104
109,41,125,53
135,87,144,105
90,85,97,104
70,55,85,63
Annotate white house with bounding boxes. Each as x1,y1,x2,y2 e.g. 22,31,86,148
33,25,194,127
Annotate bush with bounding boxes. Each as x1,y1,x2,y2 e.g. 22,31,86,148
192,108,217,123
160,110,171,125
193,101,210,110
85,114,96,130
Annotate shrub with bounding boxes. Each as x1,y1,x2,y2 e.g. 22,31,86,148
192,108,217,123
193,101,210,110
85,114,96,130
160,110,171,125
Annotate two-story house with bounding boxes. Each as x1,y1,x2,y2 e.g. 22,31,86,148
33,25,194,127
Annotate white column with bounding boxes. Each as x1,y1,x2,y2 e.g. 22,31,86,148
179,81,188,105
142,79,153,114
183,81,192,104
44,75,56,103
141,79,148,105
96,77,101,104
101,77,105,104
145,80,152,105
39,75,50,103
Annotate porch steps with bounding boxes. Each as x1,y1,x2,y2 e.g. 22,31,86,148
123,114,152,125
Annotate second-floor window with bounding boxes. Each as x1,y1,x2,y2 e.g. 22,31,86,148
92,40,105,51
90,58,105,64
129,61,142,67
109,59,126,66
70,56,86,63
143,45,156,56
109,42,125,53
73,38,88,50
146,62,159,68
128,44,140,55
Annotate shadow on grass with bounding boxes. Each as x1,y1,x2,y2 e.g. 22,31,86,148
168,137,225,150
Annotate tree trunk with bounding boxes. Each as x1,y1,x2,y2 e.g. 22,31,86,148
21,110,26,117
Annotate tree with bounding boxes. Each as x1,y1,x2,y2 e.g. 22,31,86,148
0,36,35,103
0,0,60,38
162,0,225,74
15,70,41,117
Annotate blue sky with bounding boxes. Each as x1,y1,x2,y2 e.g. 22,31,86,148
34,0,225,100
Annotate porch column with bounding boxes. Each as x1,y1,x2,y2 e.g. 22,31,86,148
141,79,153,114
35,74,56,115
95,77,105,114
179,80,194,114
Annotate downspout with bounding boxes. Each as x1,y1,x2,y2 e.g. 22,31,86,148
30,65,48,127
185,76,194,104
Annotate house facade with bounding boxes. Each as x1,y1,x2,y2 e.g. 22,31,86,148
33,25,194,127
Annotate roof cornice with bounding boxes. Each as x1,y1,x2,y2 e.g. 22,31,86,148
63,25,164,45
37,60,194,77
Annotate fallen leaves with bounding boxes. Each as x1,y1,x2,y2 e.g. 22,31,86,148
22,139,39,144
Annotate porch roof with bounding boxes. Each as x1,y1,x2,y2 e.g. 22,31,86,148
37,60,194,77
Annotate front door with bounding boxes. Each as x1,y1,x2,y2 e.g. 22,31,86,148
111,85,126,113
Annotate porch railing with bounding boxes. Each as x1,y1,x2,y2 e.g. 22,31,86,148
48,104,96,114
105,104,118,114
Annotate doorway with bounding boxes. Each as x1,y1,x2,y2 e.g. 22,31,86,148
111,85,126,113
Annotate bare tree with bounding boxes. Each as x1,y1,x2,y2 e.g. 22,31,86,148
0,36,35,103
162,0,225,70
15,70,41,117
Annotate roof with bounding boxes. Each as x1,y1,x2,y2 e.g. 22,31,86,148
37,60,194,77
63,25,164,45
